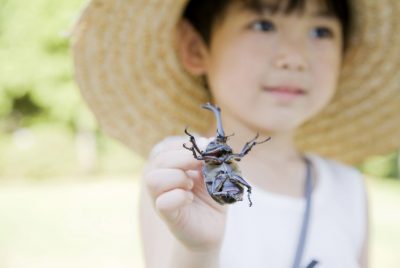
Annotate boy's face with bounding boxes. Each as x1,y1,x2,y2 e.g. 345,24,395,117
180,0,343,135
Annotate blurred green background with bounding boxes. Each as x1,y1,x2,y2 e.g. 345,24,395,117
0,0,399,267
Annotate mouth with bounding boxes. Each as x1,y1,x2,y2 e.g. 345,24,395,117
263,86,306,95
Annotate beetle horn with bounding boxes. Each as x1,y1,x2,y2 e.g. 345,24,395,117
202,102,226,138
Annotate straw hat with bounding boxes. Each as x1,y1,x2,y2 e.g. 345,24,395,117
71,0,400,165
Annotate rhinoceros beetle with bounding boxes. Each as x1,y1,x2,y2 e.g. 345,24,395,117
183,103,270,207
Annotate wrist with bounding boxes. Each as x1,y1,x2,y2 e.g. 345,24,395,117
169,242,220,268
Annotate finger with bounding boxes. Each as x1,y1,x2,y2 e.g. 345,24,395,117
155,189,194,222
149,136,188,160
150,136,212,161
144,135,213,177
186,169,202,180
151,149,201,170
144,168,194,199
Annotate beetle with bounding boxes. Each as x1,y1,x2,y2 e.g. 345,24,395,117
183,103,270,207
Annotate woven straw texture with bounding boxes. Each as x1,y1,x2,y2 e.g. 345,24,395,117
71,0,400,164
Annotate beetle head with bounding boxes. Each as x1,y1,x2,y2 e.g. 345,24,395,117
206,139,233,156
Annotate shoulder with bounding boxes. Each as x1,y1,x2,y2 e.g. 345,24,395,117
308,153,369,258
309,153,364,188
318,154,361,177
308,153,368,215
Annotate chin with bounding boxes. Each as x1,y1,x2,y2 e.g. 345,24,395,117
252,112,305,132
248,121,299,136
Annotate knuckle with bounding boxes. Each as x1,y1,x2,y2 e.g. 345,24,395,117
197,137,211,151
143,170,166,195
143,170,157,188
155,189,187,212
155,200,169,215
144,169,189,197
148,141,168,161
150,136,187,159
151,151,173,169
152,149,192,169
155,194,171,213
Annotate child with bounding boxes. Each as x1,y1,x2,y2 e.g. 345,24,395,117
71,0,400,267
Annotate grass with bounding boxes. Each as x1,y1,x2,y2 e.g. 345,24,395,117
0,179,144,268
0,124,144,180
367,177,400,267
0,177,399,268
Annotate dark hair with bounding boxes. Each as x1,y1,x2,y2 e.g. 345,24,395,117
183,0,352,51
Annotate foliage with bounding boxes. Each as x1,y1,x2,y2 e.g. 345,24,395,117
360,153,399,179
0,0,146,180
0,0,91,131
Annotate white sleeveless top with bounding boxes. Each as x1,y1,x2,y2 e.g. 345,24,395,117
219,154,367,268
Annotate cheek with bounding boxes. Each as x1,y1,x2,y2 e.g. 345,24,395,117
311,48,341,103
206,41,262,102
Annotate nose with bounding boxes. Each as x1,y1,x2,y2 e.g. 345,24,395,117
276,55,307,71
274,41,308,72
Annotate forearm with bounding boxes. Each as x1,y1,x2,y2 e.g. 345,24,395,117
168,243,220,268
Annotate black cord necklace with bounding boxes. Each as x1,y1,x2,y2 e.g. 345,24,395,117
291,157,319,268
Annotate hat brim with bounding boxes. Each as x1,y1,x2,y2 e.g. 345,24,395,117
71,0,400,164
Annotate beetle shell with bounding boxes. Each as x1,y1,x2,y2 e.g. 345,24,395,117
202,161,247,205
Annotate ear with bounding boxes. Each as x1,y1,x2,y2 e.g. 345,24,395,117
176,19,209,75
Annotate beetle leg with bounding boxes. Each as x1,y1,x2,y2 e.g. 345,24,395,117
239,133,270,156
227,134,271,161
183,143,206,160
230,174,253,207
183,144,224,163
183,145,223,163
211,173,228,193
184,127,227,165
184,127,204,155
229,174,251,190
183,127,210,160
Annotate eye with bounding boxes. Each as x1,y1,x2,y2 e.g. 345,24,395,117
310,26,334,39
249,19,276,32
